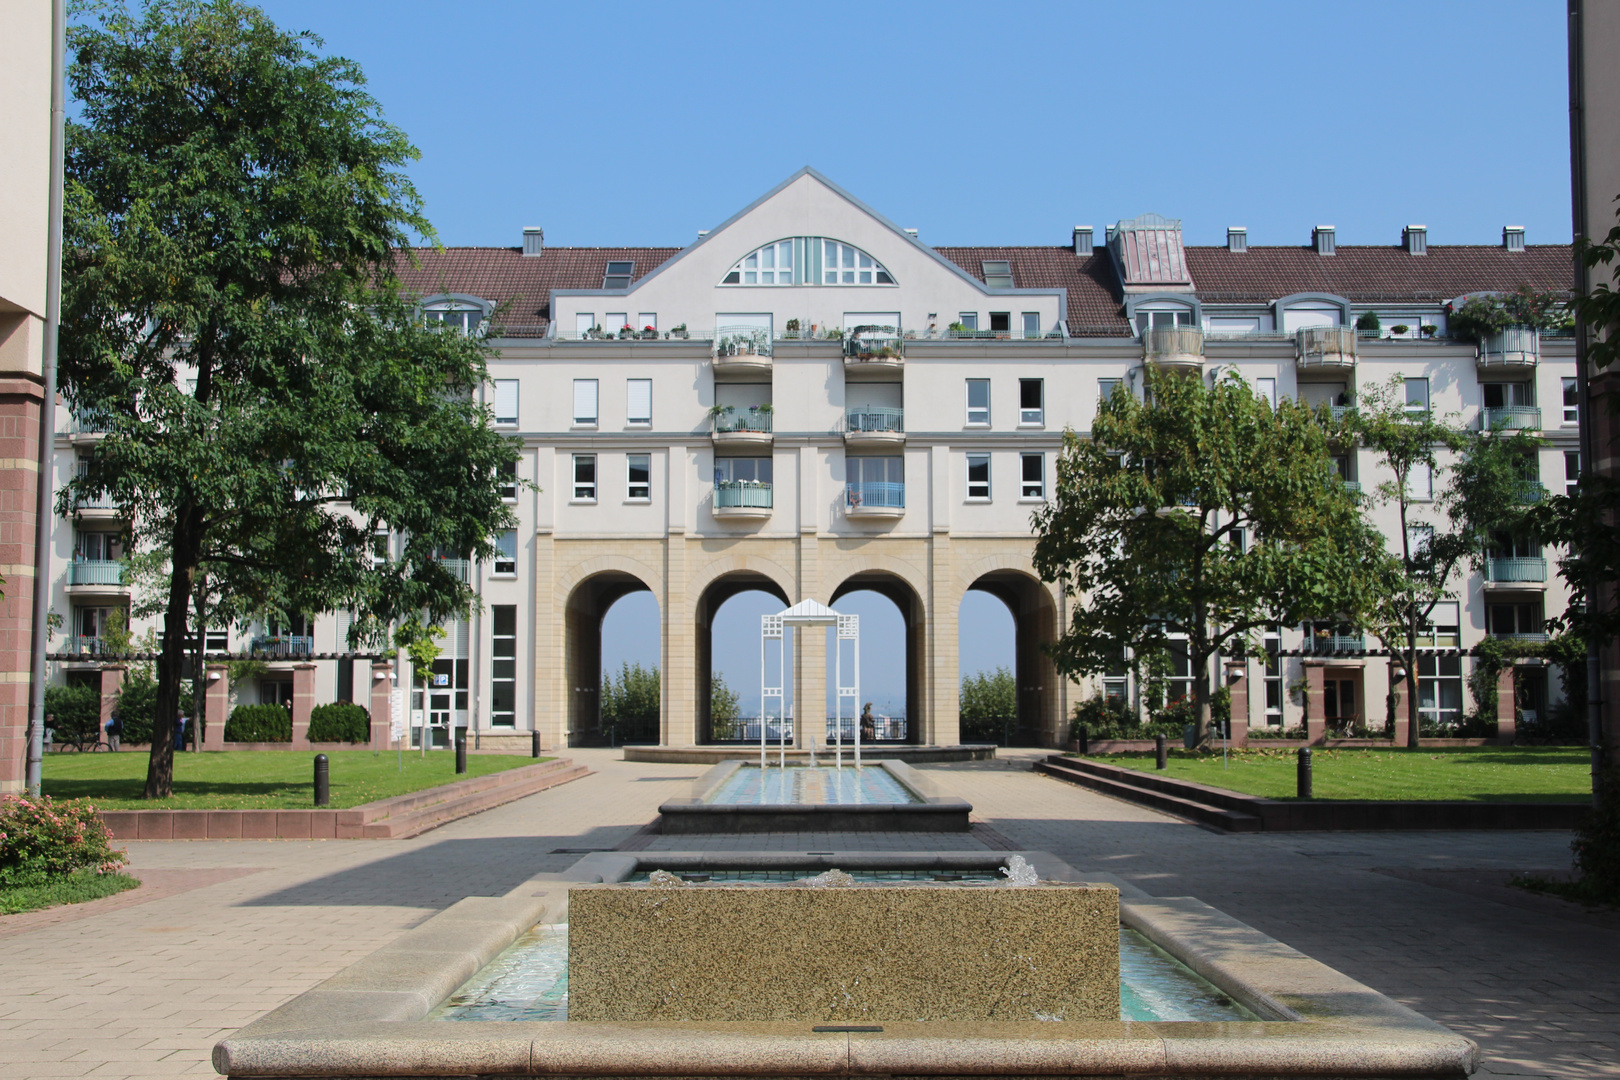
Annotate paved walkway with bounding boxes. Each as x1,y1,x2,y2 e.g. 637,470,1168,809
0,747,1612,1079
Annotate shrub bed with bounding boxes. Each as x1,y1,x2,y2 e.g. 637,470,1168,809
307,702,370,743
44,684,102,744
0,794,128,888
225,704,292,742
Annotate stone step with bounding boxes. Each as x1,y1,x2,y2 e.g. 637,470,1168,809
345,761,593,838
1035,758,1262,832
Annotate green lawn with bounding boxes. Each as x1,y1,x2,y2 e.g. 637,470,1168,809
0,870,141,915
42,750,548,810
1087,746,1591,802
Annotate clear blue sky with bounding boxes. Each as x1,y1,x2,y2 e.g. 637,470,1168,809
250,0,1574,250
239,0,1572,714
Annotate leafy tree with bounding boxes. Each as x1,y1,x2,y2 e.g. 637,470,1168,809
602,663,660,727
60,1,520,796
709,673,741,724
960,667,1017,722
1033,369,1376,742
1355,377,1542,746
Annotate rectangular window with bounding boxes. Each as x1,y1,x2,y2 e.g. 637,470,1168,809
493,530,517,575
492,379,518,426
369,530,390,567
1407,524,1434,558
603,262,634,289
1407,462,1432,501
1256,377,1277,408
491,605,516,728
1418,601,1460,647
1564,377,1579,424
966,453,990,499
1021,312,1041,340
1566,450,1581,496
73,530,122,561
498,459,518,502
573,379,598,425
847,456,904,508
1489,602,1541,636
573,454,597,501
627,453,651,500
1263,625,1283,726
1103,652,1129,705
637,313,657,334
966,379,990,425
1483,382,1534,408
1019,379,1044,425
627,378,652,425
958,312,978,331
989,311,1011,334
1403,377,1430,414
1417,654,1463,730
575,312,594,335
982,261,1014,288
1098,378,1122,405
1020,453,1044,499
606,312,628,334
713,457,772,485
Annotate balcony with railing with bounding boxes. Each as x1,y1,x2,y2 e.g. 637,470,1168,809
1310,631,1366,654
1143,326,1204,368
1479,406,1541,431
68,490,122,519
67,408,114,441
1296,326,1358,369
844,406,905,449
556,326,704,342
67,560,127,590
249,635,314,658
66,635,108,658
1516,481,1547,504
1478,327,1540,369
846,481,904,518
431,557,472,582
843,325,904,379
1491,631,1549,643
711,408,773,448
713,480,773,519
1485,557,1547,583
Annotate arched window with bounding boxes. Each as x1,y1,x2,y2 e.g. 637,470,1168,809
422,294,491,335
720,238,896,287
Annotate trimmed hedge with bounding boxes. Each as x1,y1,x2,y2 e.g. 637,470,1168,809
224,704,292,743
44,684,102,743
308,702,370,743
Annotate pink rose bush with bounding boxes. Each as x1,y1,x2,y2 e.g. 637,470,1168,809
0,794,128,888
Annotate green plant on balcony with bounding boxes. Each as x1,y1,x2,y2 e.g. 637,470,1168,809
671,323,687,339
1355,311,1381,335
1421,324,1437,337
1390,324,1410,336
1446,286,1570,343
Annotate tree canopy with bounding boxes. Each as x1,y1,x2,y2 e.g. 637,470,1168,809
60,0,520,796
1033,369,1378,741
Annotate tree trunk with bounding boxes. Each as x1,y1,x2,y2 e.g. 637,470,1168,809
144,514,200,798
1404,632,1422,750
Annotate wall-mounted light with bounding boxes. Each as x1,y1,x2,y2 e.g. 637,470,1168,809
207,671,222,682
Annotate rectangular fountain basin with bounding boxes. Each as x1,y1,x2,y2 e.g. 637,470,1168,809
658,760,972,833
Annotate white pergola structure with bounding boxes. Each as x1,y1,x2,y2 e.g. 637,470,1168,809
761,600,860,770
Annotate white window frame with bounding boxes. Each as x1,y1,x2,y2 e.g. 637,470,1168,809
958,312,978,331
1566,450,1581,496
1403,377,1430,414
492,379,518,427
1255,377,1277,409
1098,378,1123,406
1020,312,1041,339
1018,378,1044,426
1406,462,1433,501
626,453,651,501
492,530,517,576
572,379,598,427
606,313,629,335
575,312,594,335
1564,377,1579,424
1020,452,1044,501
637,313,657,334
966,453,991,500
489,604,517,728
627,378,652,426
497,459,518,502
966,378,990,426
572,454,597,502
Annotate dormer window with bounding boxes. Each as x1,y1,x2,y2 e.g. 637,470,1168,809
981,261,1014,288
424,300,486,335
719,238,895,286
603,261,635,289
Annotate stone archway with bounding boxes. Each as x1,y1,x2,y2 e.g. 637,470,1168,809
961,567,1061,747
564,570,658,747
829,570,927,745
695,571,791,744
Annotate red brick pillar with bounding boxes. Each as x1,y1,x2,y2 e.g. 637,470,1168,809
100,664,125,731
369,662,394,750
1225,661,1249,748
0,373,44,793
1303,662,1326,744
203,664,228,750
1495,664,1518,745
291,663,316,748
1391,665,1411,746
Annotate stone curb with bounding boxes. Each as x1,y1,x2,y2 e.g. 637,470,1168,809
100,758,589,840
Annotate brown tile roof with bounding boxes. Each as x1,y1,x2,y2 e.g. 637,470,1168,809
391,241,1575,340
1182,244,1575,305
391,246,682,336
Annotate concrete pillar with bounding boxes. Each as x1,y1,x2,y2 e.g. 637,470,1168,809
369,662,394,749
1391,665,1411,745
532,529,564,750
1495,664,1518,745
929,531,959,747
1303,662,1326,744
663,531,693,746
291,663,316,748
1226,661,1249,748
203,664,228,750
99,664,125,730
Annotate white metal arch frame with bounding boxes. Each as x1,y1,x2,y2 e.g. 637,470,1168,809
760,601,861,770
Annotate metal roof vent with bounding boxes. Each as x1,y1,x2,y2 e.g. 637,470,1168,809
1403,225,1428,255
1073,226,1093,256
1108,213,1193,288
904,227,919,239
522,227,544,257
1313,225,1336,256
1503,225,1525,252
1227,226,1248,253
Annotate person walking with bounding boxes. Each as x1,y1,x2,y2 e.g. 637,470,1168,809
175,711,188,751
105,710,121,752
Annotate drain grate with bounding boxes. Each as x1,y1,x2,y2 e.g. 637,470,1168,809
549,848,614,855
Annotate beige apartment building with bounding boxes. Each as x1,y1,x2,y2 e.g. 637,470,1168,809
1,0,52,791
50,169,1578,752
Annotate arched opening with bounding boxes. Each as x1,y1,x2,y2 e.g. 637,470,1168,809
830,573,925,745
695,573,791,744
566,571,659,747
961,571,1060,747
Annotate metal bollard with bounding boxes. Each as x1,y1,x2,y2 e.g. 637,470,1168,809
531,730,541,758
1078,724,1089,756
313,753,329,806
1297,747,1313,799
455,731,468,774
1155,734,1168,770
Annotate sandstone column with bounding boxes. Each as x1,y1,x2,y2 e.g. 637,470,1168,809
369,662,394,749
1495,664,1518,745
291,663,316,748
203,663,228,750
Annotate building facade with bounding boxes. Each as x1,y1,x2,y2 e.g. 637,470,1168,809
48,169,1578,750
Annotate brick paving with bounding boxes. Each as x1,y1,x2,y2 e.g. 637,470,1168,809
0,746,1612,1079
